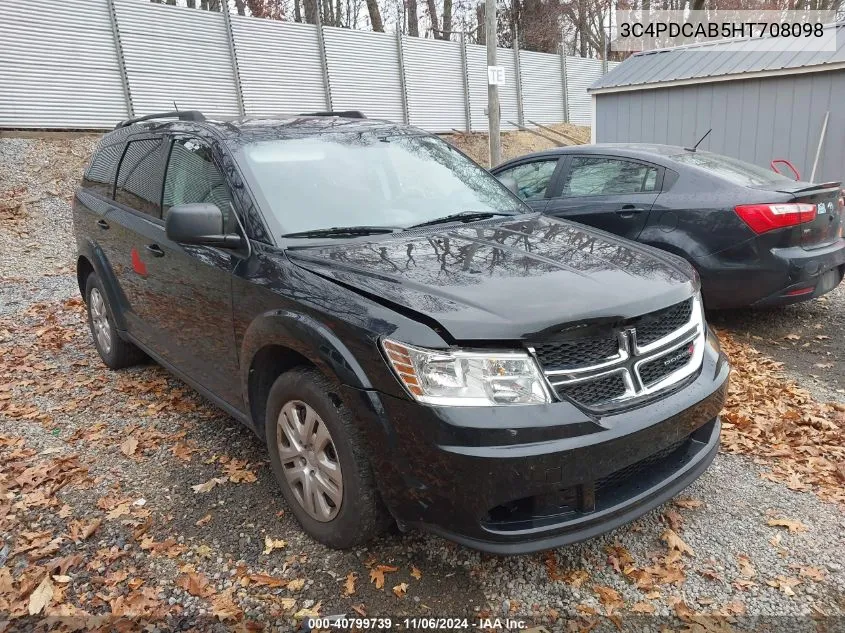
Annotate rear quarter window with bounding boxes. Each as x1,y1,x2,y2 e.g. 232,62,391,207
670,151,792,187
83,142,124,198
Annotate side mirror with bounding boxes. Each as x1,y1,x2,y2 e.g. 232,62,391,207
165,203,242,247
499,175,520,197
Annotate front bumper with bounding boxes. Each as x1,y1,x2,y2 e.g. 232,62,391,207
345,329,729,554
695,237,845,309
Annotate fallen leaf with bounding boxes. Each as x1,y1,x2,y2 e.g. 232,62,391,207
673,497,704,509
799,566,825,582
344,572,357,596
28,575,54,615
767,517,808,533
631,601,655,614
176,572,214,598
294,601,322,619
120,436,139,457
249,574,287,588
369,565,398,590
663,509,684,532
766,575,801,596
195,514,212,527
68,518,101,542
287,578,306,592
392,582,409,598
737,554,756,579
191,477,228,494
410,565,423,580
784,333,801,341
211,588,242,621
593,585,623,616
661,528,694,557
51,575,71,584
263,536,286,555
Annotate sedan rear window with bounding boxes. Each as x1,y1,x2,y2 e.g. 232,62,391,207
670,151,792,187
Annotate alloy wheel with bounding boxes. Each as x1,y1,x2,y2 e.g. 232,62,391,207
89,287,113,355
276,400,344,522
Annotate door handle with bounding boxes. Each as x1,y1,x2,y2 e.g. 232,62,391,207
616,205,646,219
96,219,110,230
145,244,165,258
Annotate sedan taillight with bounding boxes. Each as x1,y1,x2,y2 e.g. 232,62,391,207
734,203,816,234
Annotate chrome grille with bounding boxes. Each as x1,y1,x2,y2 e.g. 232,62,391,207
532,295,705,411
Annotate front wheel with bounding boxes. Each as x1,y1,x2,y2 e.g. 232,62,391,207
265,368,390,548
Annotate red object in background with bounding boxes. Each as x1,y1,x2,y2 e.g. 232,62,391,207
131,248,147,277
770,159,801,181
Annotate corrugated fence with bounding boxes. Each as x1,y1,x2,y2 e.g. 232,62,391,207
0,0,618,131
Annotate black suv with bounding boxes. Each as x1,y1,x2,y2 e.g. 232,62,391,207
73,111,729,554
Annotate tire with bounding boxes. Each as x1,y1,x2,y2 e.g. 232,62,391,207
265,367,391,548
85,273,145,369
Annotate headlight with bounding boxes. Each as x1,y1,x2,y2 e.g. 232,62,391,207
381,339,552,406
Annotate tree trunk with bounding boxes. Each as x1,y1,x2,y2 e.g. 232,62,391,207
366,0,384,31
426,0,439,38
407,0,419,36
441,0,452,40
294,0,302,21
335,0,342,27
303,0,319,23
186,0,196,6
233,0,246,14
476,4,484,44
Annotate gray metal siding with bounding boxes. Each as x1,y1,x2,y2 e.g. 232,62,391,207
0,0,128,127
520,50,564,125
114,0,240,118
403,37,467,131
231,17,327,116
566,56,604,125
324,27,404,122
595,69,845,183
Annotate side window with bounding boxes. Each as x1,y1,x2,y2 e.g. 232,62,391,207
115,138,165,217
83,142,123,197
562,157,659,197
497,160,558,201
163,138,233,228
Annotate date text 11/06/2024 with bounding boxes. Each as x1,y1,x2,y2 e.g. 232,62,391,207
306,617,532,630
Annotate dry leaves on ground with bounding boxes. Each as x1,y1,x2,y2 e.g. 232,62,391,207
717,329,845,506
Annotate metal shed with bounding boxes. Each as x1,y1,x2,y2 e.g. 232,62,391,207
589,23,845,184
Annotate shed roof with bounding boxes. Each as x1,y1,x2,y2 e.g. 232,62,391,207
590,22,845,93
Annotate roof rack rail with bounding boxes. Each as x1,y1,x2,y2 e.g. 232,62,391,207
114,110,206,130
299,110,366,119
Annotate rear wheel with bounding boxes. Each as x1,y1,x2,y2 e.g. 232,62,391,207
265,367,390,548
85,273,145,369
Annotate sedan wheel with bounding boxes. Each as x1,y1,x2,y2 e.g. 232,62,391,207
276,400,343,522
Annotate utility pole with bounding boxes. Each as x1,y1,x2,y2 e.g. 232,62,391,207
485,0,501,167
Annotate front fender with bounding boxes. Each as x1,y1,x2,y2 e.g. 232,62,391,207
239,308,376,398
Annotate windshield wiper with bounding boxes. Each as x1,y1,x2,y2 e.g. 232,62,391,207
282,226,401,239
407,211,517,230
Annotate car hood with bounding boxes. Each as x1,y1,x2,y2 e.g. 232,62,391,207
286,214,697,341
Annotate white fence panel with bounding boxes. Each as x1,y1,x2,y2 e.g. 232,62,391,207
496,47,519,130
232,17,326,116
520,50,564,125
403,37,466,132
465,43,489,132
0,0,128,128
114,0,240,118
324,28,404,122
566,56,603,125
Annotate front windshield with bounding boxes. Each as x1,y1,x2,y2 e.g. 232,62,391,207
238,133,522,235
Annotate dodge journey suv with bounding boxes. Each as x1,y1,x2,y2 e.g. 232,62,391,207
73,111,729,553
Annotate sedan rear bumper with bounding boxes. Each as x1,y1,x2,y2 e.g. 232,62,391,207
695,237,845,309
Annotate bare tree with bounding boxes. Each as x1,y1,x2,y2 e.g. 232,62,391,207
407,0,420,35
441,0,452,39
426,0,440,36
366,0,385,30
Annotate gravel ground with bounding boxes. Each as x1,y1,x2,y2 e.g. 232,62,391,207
1,135,844,631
